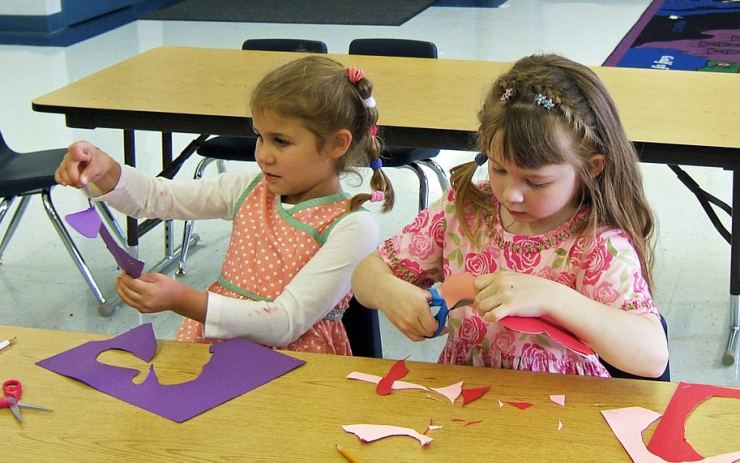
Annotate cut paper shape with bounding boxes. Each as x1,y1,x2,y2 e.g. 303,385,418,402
557,421,563,431
99,225,145,278
461,386,490,406
602,406,740,463
464,419,482,426
647,382,740,462
499,316,594,356
507,401,534,410
439,272,476,308
430,381,464,404
498,400,504,408
64,205,102,238
346,372,428,392
376,359,410,395
66,205,145,278
37,323,304,422
550,394,566,407
342,424,432,447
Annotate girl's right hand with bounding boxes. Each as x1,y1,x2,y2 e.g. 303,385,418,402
379,282,438,341
54,140,120,193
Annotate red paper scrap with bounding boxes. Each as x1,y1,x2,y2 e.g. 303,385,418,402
499,316,593,356
464,420,482,427
461,386,490,406
376,358,409,396
507,401,534,410
647,382,740,462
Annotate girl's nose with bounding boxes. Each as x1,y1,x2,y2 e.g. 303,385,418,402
254,142,274,165
502,184,524,204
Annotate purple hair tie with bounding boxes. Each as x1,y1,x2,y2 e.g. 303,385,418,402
475,153,487,166
370,158,383,170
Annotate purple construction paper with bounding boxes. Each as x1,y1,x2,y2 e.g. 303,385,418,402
36,323,305,422
98,225,144,278
65,205,103,238
65,205,145,277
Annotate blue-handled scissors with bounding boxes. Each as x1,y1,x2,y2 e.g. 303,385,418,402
427,287,473,338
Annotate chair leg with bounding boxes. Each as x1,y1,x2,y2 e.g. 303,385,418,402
176,156,218,276
418,159,450,192
401,163,430,211
0,196,30,262
41,189,106,305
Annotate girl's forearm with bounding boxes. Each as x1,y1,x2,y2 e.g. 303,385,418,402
173,287,209,324
547,288,668,377
351,252,394,310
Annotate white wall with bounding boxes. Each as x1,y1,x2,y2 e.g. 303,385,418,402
0,0,61,15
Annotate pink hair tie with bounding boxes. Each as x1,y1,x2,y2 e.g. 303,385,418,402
368,125,379,137
347,67,366,84
370,191,385,203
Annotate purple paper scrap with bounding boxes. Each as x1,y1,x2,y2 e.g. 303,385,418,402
36,323,305,422
65,205,103,239
98,225,144,278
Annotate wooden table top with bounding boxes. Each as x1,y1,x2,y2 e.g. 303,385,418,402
32,46,740,153
2,324,738,462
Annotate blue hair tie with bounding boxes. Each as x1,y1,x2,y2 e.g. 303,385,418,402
370,158,383,170
474,153,487,166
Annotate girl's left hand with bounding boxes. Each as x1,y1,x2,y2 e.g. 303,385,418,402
116,271,185,313
473,270,567,322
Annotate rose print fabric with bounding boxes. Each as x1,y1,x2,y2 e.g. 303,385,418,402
379,185,658,377
177,176,352,355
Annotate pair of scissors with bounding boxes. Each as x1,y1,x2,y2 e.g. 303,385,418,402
427,286,473,338
1,379,52,423
427,273,477,338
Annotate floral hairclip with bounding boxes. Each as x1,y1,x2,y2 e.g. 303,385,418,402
347,67,366,84
534,93,556,110
500,88,513,103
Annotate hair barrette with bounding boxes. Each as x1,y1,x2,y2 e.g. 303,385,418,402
368,125,379,137
500,88,513,103
347,67,366,84
474,153,488,166
362,95,376,109
370,191,385,203
534,93,556,110
370,158,383,170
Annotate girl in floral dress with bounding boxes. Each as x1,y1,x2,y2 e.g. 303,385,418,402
55,56,394,355
353,54,668,377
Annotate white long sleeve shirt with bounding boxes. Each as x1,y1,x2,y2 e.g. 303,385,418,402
96,165,379,345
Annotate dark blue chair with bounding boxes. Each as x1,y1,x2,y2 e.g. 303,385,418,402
348,38,449,212
343,296,382,358
176,38,329,275
0,131,120,314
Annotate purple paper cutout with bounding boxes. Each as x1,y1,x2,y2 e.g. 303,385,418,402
65,205,145,278
98,224,144,278
65,205,103,239
36,324,305,422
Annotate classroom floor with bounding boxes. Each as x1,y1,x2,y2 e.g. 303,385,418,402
1,0,737,386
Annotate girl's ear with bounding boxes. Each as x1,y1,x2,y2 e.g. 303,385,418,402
589,154,606,178
327,129,353,159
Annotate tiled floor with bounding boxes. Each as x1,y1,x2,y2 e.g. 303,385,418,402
0,0,737,386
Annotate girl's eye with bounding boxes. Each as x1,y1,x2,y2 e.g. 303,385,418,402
274,137,288,146
527,180,547,190
490,166,506,175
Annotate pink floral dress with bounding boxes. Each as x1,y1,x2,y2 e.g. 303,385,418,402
177,175,353,355
379,186,658,376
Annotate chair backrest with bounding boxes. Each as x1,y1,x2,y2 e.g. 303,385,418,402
348,38,437,59
242,38,328,53
342,297,383,358
602,313,670,381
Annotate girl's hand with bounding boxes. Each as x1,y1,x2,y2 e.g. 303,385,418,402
116,271,185,313
474,270,568,322
54,141,120,193
379,282,438,341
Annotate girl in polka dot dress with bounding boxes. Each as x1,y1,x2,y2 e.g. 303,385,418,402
55,55,394,355
352,54,669,377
